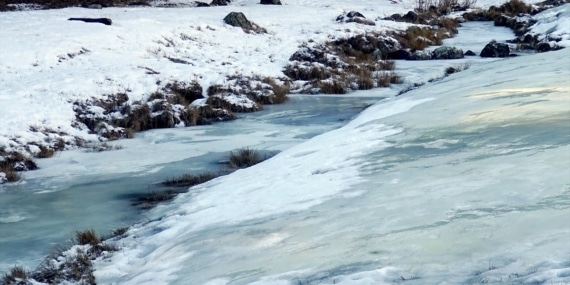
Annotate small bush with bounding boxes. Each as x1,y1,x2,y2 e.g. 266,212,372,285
263,77,290,104
75,229,100,247
396,26,445,50
2,266,28,285
36,146,55,158
0,164,20,182
318,80,347,94
229,148,264,168
376,71,403,87
501,0,532,15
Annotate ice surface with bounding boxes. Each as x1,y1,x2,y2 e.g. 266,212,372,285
0,1,569,284
94,48,570,284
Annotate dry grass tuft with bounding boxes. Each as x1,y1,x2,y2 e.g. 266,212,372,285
75,229,101,247
162,172,222,187
2,266,28,285
229,148,265,168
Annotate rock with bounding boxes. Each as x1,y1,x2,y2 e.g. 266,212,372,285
260,0,281,4
464,50,476,56
68,17,112,25
223,12,267,33
432,46,464,59
480,41,510,57
211,0,229,5
536,42,551,52
387,49,411,60
195,1,210,6
408,50,432,60
336,11,375,25
387,13,402,21
402,11,418,23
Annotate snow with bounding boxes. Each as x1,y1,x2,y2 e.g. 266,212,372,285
0,0,569,284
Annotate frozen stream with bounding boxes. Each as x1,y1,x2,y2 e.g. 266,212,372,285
0,95,383,273
0,21,538,279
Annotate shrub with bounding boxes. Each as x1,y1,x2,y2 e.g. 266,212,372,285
262,77,290,104
318,80,347,94
229,148,264,168
36,146,55,158
501,0,532,15
165,81,203,105
377,71,403,87
162,172,221,187
397,26,445,50
2,266,28,285
75,229,100,246
0,164,20,182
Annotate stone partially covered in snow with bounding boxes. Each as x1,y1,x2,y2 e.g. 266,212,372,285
336,11,375,26
223,12,267,33
480,40,510,57
408,49,432,60
432,46,464,59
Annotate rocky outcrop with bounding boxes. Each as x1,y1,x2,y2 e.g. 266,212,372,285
480,41,510,57
260,0,281,4
223,12,267,33
432,46,464,59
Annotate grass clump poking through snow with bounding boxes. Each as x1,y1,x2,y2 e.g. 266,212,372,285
444,63,471,76
162,172,222,187
75,229,101,247
229,148,265,168
3,228,119,285
1,266,29,285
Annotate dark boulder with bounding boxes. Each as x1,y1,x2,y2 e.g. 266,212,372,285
223,12,267,33
68,17,112,25
387,49,411,60
432,46,464,59
480,41,510,57
464,50,476,56
211,0,229,5
195,1,209,6
260,0,281,4
402,11,418,23
536,42,551,52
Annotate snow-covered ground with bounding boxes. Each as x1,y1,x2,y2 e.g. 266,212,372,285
1,0,569,284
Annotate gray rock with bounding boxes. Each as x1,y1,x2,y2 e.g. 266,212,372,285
223,12,267,33
408,50,432,60
432,46,464,59
480,41,510,57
